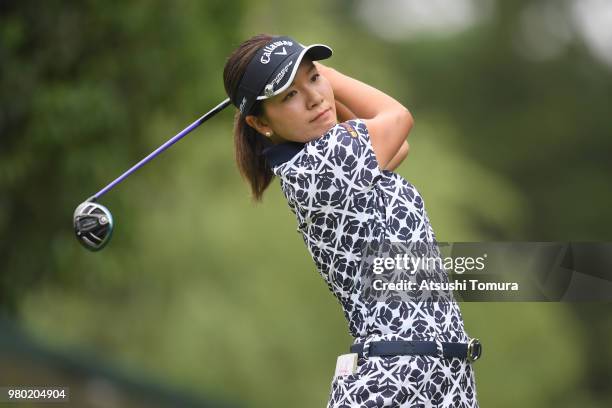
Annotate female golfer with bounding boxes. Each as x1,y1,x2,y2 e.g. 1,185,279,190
223,34,481,407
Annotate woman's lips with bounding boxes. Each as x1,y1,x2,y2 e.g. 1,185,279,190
311,108,331,122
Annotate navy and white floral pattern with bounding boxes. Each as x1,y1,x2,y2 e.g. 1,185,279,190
267,119,479,407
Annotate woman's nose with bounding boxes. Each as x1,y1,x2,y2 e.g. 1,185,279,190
305,86,323,108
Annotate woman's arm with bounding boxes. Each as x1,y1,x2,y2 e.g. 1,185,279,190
315,61,414,170
384,141,409,171
335,99,409,171
335,99,356,122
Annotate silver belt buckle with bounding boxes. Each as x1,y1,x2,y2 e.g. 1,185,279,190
467,338,482,362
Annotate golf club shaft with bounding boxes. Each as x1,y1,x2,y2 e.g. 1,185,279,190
89,97,231,202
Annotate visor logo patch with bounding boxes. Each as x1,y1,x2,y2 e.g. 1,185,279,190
261,40,294,64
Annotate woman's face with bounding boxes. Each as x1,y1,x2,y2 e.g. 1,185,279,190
246,57,337,144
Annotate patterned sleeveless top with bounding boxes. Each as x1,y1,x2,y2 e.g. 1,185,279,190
262,119,470,345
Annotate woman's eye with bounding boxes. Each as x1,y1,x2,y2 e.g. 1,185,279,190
311,73,320,82
283,90,297,101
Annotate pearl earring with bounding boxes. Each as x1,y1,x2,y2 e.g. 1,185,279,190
265,131,272,137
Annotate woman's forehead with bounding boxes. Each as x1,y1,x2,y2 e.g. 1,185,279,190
287,58,315,85
299,56,314,70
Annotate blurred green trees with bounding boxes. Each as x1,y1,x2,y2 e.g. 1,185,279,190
1,0,240,314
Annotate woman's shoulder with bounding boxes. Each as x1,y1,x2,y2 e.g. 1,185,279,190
326,118,368,136
273,118,372,175
307,118,369,149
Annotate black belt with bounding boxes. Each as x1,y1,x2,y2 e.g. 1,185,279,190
350,338,482,362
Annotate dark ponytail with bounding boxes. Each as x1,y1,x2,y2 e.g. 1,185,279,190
223,34,275,203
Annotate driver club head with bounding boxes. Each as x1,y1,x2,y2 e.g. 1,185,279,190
73,201,114,251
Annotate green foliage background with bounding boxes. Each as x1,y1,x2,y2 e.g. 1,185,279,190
2,0,611,406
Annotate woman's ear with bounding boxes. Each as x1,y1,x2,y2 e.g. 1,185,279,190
245,115,272,137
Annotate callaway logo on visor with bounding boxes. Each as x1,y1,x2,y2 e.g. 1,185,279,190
232,35,333,116
259,39,293,64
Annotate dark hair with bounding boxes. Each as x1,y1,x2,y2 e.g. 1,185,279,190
223,34,275,203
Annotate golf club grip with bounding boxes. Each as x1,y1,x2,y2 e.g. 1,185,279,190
90,98,231,201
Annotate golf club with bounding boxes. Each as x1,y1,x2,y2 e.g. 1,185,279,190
73,97,231,251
